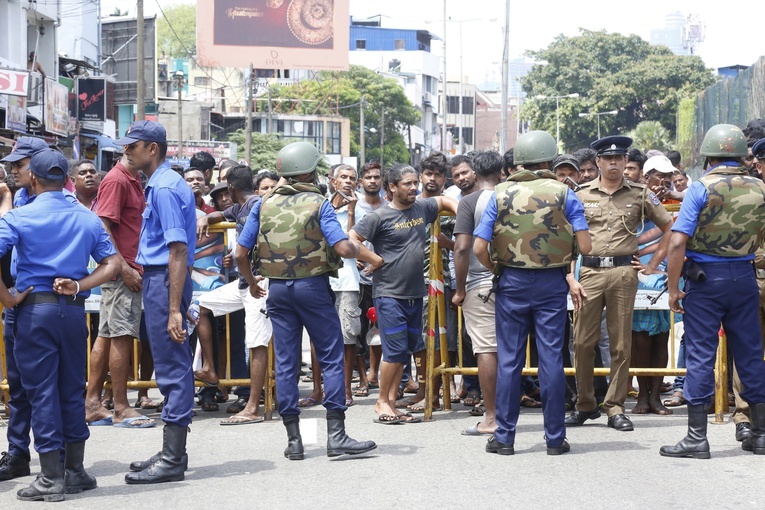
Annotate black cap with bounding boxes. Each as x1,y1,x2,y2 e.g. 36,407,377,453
752,138,765,159
590,135,633,156
209,181,229,199
552,154,580,172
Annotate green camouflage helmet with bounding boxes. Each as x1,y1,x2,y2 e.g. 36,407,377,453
513,130,558,165
700,124,748,158
276,142,323,177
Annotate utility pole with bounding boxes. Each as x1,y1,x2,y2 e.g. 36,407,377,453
458,20,463,154
359,95,365,167
441,0,448,154
136,0,145,121
245,64,253,165
267,82,273,134
174,71,184,158
499,0,510,154
380,109,385,170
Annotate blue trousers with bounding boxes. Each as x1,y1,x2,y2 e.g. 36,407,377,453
14,299,89,453
683,261,765,406
267,276,345,417
3,308,31,459
494,267,567,447
143,268,194,427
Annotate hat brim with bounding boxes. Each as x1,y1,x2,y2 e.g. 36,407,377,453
113,136,141,146
596,150,628,156
1,152,28,163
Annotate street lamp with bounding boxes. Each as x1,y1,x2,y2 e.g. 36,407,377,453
578,110,618,139
534,92,579,149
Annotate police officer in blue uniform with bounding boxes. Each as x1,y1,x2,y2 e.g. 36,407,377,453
0,138,80,483
0,149,119,502
119,121,197,484
235,142,379,460
472,131,592,455
662,124,765,458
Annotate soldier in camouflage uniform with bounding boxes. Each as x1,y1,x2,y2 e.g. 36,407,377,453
472,131,592,456
662,125,765,459
235,142,381,460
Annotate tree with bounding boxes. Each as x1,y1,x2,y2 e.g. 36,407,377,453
227,131,330,175
264,65,421,167
521,29,714,151
628,121,673,152
156,4,196,58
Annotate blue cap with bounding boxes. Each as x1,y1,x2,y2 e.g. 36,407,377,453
753,138,765,159
28,149,69,181
590,135,633,156
114,120,167,145
1,137,49,163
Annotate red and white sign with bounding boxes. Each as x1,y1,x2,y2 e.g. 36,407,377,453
0,68,30,97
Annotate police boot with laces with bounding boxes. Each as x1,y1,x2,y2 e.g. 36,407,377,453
125,424,188,484
326,410,377,457
0,450,31,481
659,404,711,459
283,415,304,460
743,402,765,454
64,442,97,494
16,451,65,502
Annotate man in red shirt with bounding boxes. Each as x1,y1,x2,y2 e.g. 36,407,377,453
84,154,155,428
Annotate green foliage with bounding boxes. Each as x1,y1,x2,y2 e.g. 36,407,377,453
521,29,714,151
265,65,421,167
675,97,697,170
227,130,329,175
627,121,673,152
157,4,196,58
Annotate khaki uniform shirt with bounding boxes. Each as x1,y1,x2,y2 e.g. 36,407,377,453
576,176,672,257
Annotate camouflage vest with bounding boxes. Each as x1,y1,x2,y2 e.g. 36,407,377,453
686,166,765,257
492,169,574,269
255,183,342,279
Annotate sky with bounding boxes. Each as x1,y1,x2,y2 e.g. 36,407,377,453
103,0,762,86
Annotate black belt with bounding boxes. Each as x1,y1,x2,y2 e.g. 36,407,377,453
142,265,168,272
19,292,83,308
581,255,633,269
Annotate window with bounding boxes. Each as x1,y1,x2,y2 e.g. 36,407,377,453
447,96,460,114
194,76,210,86
448,127,473,146
355,39,366,50
327,122,341,154
394,39,405,50
461,97,474,115
447,96,474,114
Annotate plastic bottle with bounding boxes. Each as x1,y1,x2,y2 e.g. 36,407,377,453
187,299,200,335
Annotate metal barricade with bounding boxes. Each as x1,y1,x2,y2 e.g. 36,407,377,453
0,222,276,420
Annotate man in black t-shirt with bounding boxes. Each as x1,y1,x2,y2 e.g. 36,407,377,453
351,164,457,424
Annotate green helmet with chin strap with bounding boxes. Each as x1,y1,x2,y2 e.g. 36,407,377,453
513,130,558,165
275,142,323,177
700,124,748,158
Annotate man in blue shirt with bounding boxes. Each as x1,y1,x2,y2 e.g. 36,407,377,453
119,121,198,484
0,149,120,502
472,131,591,456
662,124,765,459
236,142,379,460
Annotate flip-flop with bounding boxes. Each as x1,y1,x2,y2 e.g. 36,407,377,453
194,372,219,387
395,397,420,409
396,412,421,424
407,403,442,414
461,423,493,436
345,399,356,407
220,416,265,426
367,382,379,389
87,416,113,427
373,414,402,425
298,396,320,408
114,416,156,429
520,396,542,408
353,387,369,397
135,396,160,410
663,391,687,407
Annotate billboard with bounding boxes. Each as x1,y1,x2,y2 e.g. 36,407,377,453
101,16,157,105
76,77,107,122
6,95,26,131
44,79,70,136
0,68,29,97
197,0,349,70
166,140,238,161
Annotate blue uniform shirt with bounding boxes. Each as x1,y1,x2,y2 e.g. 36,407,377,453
474,187,589,241
671,161,753,263
10,187,79,280
137,162,197,267
237,198,348,252
0,192,116,296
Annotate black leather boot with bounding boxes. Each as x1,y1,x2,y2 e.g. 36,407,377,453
64,442,97,494
743,402,765,454
0,451,31,481
326,410,376,457
16,451,65,502
283,415,304,460
124,425,187,484
129,422,190,474
659,404,711,459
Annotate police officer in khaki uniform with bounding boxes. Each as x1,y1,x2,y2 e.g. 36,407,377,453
566,136,673,432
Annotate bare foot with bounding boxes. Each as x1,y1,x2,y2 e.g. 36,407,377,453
374,401,397,417
476,421,497,434
114,406,152,424
221,406,263,424
85,399,112,423
631,401,651,414
194,368,219,386
649,400,673,415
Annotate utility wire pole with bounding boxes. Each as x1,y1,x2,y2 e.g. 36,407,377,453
245,64,254,165
359,95,365,167
174,71,184,158
136,0,145,121
499,0,510,154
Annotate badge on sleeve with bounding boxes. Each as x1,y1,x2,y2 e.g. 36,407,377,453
649,192,660,206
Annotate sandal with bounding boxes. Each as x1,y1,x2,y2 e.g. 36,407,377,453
469,404,485,417
135,396,160,410
214,390,229,404
353,386,369,397
463,390,481,407
520,395,542,408
663,390,687,407
101,399,114,411
199,395,219,412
